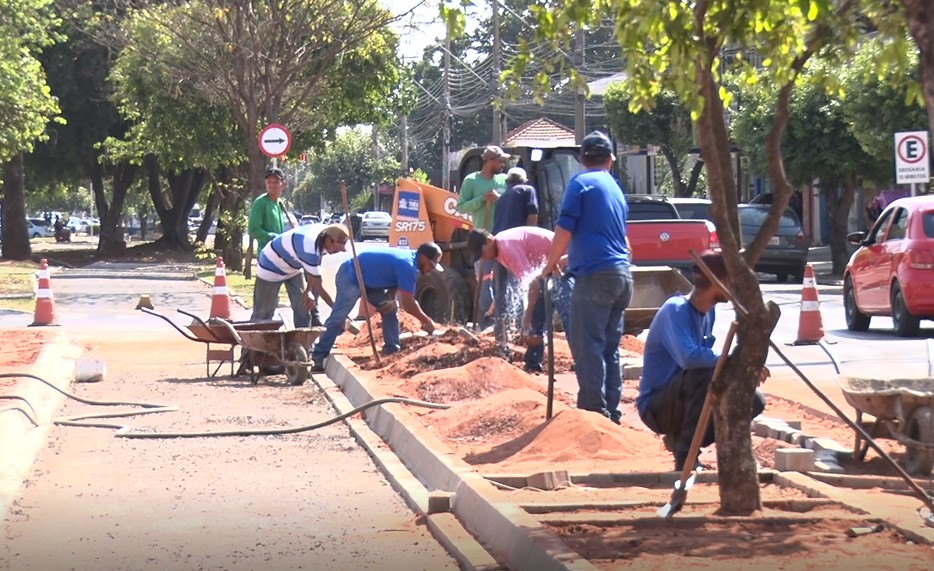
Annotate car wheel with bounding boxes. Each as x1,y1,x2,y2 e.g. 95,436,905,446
891,282,920,337
844,276,870,332
792,265,806,284
31,232,40,239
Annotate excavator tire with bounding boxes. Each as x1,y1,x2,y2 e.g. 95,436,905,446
416,267,471,324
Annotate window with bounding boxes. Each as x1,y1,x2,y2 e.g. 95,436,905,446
867,208,894,244
885,208,908,241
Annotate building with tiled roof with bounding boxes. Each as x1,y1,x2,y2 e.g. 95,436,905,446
503,118,576,148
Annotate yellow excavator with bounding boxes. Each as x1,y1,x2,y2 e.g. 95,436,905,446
388,144,691,335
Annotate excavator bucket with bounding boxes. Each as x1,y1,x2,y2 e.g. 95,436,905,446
625,266,693,336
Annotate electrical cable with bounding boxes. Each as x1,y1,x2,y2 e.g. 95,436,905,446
0,373,450,440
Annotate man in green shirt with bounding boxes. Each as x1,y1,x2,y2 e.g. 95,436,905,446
456,145,509,329
248,168,315,326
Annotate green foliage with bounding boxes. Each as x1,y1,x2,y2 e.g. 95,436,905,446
307,127,400,208
0,0,61,160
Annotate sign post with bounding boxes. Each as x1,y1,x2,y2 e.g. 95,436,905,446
894,131,929,196
258,124,292,159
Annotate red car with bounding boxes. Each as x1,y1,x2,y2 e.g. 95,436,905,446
844,196,934,336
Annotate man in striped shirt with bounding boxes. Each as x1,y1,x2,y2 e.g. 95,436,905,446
251,224,349,327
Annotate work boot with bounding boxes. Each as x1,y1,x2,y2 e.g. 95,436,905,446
523,362,544,374
310,359,326,373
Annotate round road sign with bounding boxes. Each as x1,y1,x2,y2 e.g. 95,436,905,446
258,124,292,158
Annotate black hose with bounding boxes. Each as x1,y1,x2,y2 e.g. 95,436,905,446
0,373,450,439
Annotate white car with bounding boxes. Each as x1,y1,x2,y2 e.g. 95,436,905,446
358,211,392,240
27,218,54,239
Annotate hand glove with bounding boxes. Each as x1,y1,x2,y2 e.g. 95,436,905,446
376,299,397,314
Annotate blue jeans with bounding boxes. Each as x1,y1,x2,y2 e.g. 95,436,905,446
569,266,633,422
475,259,495,329
526,274,574,367
251,272,310,328
311,265,400,362
493,261,520,342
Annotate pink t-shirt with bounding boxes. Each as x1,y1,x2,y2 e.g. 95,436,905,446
495,226,554,280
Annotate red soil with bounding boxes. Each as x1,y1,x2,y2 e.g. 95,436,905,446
0,330,50,388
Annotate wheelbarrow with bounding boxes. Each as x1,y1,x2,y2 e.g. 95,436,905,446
215,320,325,386
823,340,934,476
138,306,282,377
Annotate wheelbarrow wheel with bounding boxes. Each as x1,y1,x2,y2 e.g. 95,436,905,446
905,406,934,476
285,342,309,386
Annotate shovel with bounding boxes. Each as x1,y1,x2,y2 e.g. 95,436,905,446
658,320,738,518
545,275,556,420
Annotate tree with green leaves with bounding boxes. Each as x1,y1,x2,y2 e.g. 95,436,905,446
307,127,400,211
604,88,703,198
0,0,60,260
489,0,909,512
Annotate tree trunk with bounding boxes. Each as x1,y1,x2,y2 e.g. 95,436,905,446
96,163,138,258
147,161,207,250
903,1,934,137
195,186,220,245
660,146,689,198
1,153,31,261
695,60,765,514
824,181,857,276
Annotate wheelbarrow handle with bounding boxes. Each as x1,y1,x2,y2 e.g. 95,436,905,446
177,308,226,343
137,306,205,344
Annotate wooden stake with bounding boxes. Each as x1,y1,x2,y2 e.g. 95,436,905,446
341,181,380,366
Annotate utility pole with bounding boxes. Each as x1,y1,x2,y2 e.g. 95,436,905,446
400,114,409,177
574,28,585,144
442,28,452,190
491,0,503,145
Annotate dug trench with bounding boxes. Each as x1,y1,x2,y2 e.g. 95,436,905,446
335,313,934,566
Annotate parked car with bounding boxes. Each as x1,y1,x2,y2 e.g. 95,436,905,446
625,195,720,276
668,197,713,222
300,214,321,225
26,218,54,239
844,196,934,337
358,210,391,240
737,204,808,283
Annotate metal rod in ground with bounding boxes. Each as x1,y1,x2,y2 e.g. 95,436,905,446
341,181,380,367
545,276,555,420
688,249,934,516
659,321,738,518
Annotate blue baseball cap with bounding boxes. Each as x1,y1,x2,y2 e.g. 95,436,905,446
581,131,614,158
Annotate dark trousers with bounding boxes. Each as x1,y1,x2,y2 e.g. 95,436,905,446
639,367,766,470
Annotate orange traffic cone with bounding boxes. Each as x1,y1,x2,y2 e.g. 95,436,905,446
30,259,58,327
793,264,824,345
210,257,231,319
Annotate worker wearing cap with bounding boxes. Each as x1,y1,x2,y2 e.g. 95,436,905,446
248,167,315,325
310,243,441,371
467,227,572,373
541,131,632,424
458,145,510,329
252,223,349,329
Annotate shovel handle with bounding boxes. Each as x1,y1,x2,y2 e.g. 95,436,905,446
676,320,738,486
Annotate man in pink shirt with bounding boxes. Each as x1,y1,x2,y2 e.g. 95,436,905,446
467,227,573,372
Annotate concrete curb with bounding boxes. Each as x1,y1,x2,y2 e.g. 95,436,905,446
325,354,598,571
310,372,504,571
0,330,78,519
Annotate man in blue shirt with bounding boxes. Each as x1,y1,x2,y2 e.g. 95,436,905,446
637,251,767,470
310,243,440,371
541,131,632,424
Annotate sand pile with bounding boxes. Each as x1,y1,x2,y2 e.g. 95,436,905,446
398,357,541,403
425,388,557,443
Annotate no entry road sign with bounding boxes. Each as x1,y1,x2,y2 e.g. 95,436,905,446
258,124,292,158
894,131,929,185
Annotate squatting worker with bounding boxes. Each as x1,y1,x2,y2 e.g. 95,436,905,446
252,224,349,328
248,167,319,325
467,226,572,373
541,130,632,424
310,243,441,371
457,145,509,329
637,250,768,471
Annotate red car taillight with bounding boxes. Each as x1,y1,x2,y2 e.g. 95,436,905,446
795,231,805,248
709,229,720,250
909,249,934,270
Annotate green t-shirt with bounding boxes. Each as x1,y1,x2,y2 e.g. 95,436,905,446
457,172,507,232
248,194,286,249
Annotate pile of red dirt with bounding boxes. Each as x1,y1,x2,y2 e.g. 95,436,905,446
396,357,542,404
0,329,52,389
424,388,555,443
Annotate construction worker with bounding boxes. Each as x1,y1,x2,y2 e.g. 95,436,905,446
467,226,571,372
310,243,441,371
457,145,509,329
541,130,632,424
252,223,349,328
637,250,768,470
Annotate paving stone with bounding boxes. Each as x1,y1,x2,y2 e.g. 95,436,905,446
775,448,815,472
427,491,454,515
813,459,846,474
527,470,570,491
786,420,802,430
808,437,852,457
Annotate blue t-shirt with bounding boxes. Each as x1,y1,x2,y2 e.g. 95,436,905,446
637,295,719,416
342,247,419,294
491,183,538,234
555,170,630,276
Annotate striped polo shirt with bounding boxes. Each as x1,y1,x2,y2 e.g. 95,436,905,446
256,224,327,282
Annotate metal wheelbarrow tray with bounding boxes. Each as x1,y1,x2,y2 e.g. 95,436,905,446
841,373,934,476
217,322,325,386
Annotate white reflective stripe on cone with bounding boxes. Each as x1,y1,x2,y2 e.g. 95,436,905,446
800,301,820,312
215,267,225,276
802,277,816,288
38,269,50,279
214,286,229,295
36,289,53,299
